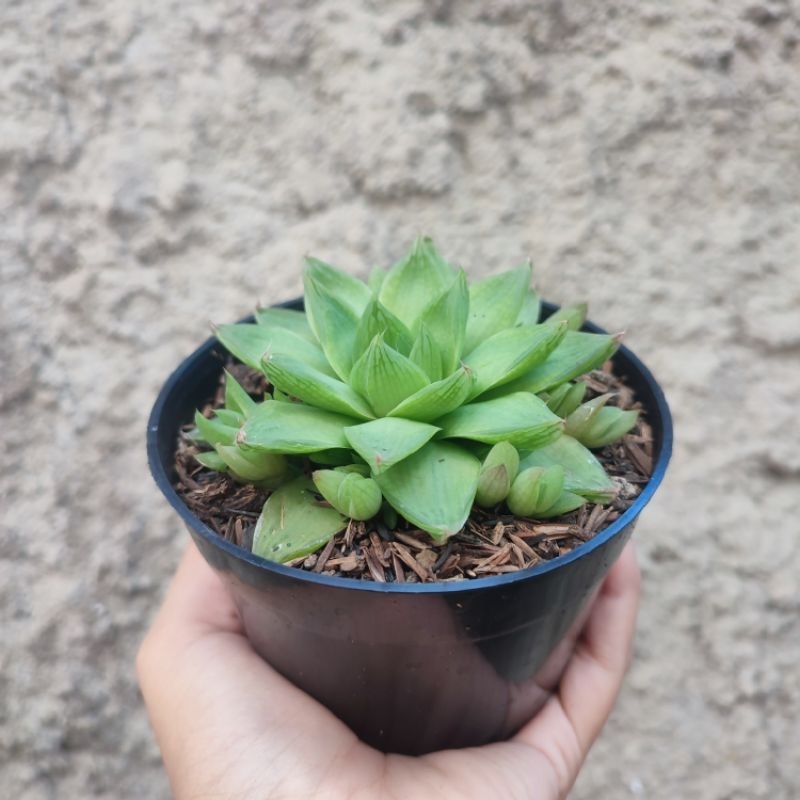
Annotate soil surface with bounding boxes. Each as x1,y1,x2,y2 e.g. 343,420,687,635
2,2,799,799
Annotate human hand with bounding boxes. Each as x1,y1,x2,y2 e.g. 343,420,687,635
137,541,639,800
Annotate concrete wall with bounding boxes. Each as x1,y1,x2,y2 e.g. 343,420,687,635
2,1,798,797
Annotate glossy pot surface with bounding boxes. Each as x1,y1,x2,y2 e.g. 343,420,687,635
147,300,672,754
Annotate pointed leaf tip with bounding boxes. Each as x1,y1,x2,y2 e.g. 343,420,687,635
349,335,429,417
438,392,564,450
344,417,439,475
375,442,480,543
465,263,533,353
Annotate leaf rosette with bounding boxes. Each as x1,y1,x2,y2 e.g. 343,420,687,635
191,237,638,562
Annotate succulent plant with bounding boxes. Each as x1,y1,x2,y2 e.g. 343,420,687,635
190,237,638,563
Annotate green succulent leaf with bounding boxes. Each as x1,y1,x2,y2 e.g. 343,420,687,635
587,407,638,448
254,307,316,342
496,331,620,395
215,445,289,486
534,490,586,518
215,323,333,377
475,441,520,508
303,257,372,379
515,287,542,327
565,395,639,449
387,365,476,423
378,236,457,331
465,321,568,398
545,303,588,332
223,370,258,417
194,450,229,472
475,465,510,509
312,470,383,520
308,448,357,466
418,269,469,375
437,392,564,450
214,408,246,427
542,381,587,417
563,393,611,439
349,334,430,417
353,297,414,358
519,435,616,503
382,502,398,530
464,263,532,353
374,441,480,543
263,353,374,420
344,417,439,475
335,463,370,476
408,324,444,382
506,465,565,517
240,401,356,454
193,410,237,447
367,266,387,293
252,478,347,563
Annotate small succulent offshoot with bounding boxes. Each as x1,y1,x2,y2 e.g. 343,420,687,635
189,237,638,564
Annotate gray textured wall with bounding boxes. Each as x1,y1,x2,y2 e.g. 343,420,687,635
2,1,799,798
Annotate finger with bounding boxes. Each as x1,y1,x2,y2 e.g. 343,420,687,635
559,541,641,750
135,544,254,778
137,542,312,717
513,542,640,793
147,541,244,644
136,543,361,790
590,541,640,650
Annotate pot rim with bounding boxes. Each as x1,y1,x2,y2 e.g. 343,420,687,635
147,300,672,595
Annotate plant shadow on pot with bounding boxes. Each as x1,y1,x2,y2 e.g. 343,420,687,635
147,300,672,755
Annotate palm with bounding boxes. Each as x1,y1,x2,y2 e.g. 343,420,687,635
138,544,639,800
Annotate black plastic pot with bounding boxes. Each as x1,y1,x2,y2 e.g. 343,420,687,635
147,300,672,755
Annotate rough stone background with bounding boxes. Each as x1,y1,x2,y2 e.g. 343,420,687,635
1,1,798,797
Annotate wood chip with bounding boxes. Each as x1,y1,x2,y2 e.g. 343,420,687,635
327,554,361,572
639,420,654,452
625,440,653,475
475,563,520,574
313,537,336,573
369,531,390,566
474,543,512,571
394,531,430,551
508,533,536,560
515,523,573,540
433,541,453,571
583,379,608,394
302,553,318,570
439,554,461,577
459,545,502,559
392,552,406,583
344,519,356,549
392,543,432,581
585,504,605,534
415,549,438,571
490,521,506,545
174,460,202,491
364,546,386,583
591,509,613,535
